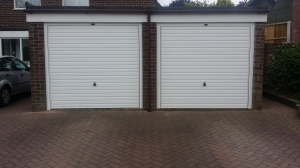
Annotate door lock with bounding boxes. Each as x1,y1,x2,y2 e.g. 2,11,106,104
203,81,206,86
93,82,96,86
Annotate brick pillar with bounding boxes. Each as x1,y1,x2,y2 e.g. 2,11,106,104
142,23,157,110
29,23,47,112
253,23,265,109
292,0,300,43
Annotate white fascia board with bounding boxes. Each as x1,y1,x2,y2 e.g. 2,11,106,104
152,13,267,23
27,13,147,22
26,13,267,23
0,31,29,38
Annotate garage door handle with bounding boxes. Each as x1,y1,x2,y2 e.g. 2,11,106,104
5,74,10,77
203,82,206,86
93,82,96,86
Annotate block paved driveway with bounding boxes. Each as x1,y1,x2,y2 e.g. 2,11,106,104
1,97,300,168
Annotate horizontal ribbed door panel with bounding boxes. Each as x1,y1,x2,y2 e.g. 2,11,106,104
47,24,140,109
159,25,250,108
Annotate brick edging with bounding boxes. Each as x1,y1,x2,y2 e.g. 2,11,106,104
263,90,300,109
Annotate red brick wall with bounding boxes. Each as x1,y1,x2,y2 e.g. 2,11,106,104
253,23,265,109
142,23,157,110
0,0,27,30
0,0,156,31
90,0,156,6
41,0,62,6
28,23,47,112
42,0,157,7
292,0,300,43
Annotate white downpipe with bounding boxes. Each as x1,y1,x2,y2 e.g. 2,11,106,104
0,38,2,56
287,21,292,43
20,38,23,60
10,40,12,55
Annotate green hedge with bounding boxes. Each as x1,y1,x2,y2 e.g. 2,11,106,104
264,43,300,99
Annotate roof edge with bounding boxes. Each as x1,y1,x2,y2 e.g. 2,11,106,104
24,6,269,14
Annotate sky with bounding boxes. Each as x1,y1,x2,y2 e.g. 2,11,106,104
158,0,242,6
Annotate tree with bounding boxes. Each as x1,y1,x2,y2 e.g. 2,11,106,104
184,0,210,7
214,0,235,7
169,0,193,7
236,0,248,7
168,0,235,7
206,0,235,7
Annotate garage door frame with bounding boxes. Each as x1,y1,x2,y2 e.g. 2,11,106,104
157,23,254,109
44,23,143,110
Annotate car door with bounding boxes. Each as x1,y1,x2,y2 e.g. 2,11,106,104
0,58,20,94
11,58,31,92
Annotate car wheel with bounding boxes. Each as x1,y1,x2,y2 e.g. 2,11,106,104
0,87,10,107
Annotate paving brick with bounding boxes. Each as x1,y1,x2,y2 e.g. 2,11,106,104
0,93,31,116
288,165,300,168
1,97,300,167
252,159,263,166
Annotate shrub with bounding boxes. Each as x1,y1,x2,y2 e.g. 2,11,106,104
264,43,300,95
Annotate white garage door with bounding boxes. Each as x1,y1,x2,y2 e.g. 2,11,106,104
158,24,253,108
46,24,142,109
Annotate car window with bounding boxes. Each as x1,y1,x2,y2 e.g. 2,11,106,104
12,59,27,71
0,58,14,71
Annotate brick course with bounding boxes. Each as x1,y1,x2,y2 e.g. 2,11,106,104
292,0,300,43
253,23,265,109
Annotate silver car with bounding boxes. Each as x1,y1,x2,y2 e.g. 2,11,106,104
0,56,30,106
